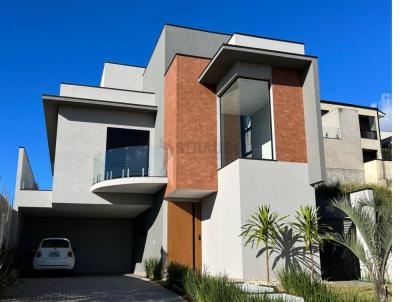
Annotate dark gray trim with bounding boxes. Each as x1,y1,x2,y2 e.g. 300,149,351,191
60,83,155,95
218,43,317,59
199,44,316,84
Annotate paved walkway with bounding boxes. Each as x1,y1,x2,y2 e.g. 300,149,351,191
0,275,184,302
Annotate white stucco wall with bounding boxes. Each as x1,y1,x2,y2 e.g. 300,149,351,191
52,106,155,205
202,160,244,279
228,34,305,55
364,160,392,185
238,159,317,280
203,159,318,281
100,63,145,91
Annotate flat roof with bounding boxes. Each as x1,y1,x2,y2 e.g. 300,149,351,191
199,43,316,85
321,99,385,115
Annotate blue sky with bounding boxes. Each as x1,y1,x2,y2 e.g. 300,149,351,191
0,0,392,198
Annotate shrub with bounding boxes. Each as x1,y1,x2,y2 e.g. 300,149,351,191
167,262,283,302
166,262,190,292
143,257,165,280
0,243,17,294
183,269,247,302
277,267,371,302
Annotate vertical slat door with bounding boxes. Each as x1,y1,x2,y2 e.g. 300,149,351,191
167,201,202,270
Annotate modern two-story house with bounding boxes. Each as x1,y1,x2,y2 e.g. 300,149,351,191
13,24,385,280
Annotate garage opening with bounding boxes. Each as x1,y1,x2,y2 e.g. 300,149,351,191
18,216,134,275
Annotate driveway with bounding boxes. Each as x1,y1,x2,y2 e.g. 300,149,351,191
0,275,184,302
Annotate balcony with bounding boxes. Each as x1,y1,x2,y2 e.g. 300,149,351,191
91,146,167,194
360,129,378,140
322,127,341,139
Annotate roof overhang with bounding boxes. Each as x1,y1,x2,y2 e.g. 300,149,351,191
199,44,317,85
43,94,158,173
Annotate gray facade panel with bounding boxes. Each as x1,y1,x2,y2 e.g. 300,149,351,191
164,26,230,72
302,60,326,184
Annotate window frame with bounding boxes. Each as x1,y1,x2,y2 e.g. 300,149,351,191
218,76,275,168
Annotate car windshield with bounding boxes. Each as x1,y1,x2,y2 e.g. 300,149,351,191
41,239,69,248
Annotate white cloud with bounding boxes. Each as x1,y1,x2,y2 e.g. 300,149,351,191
371,93,392,131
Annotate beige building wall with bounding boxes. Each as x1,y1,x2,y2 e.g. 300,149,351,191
364,160,392,186
322,108,365,183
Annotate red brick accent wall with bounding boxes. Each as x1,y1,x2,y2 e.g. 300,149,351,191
222,114,241,166
164,55,218,194
272,67,307,163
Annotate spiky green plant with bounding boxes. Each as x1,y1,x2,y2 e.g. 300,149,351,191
143,257,165,280
240,205,287,282
329,189,391,302
166,262,190,293
291,205,331,278
0,243,17,294
277,267,371,302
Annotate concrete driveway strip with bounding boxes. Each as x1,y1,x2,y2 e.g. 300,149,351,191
0,275,184,302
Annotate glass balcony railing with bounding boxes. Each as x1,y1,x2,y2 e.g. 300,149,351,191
322,127,341,139
360,130,378,140
93,146,165,184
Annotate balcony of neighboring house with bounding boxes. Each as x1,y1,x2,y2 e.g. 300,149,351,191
322,126,341,139
91,128,167,194
321,109,341,140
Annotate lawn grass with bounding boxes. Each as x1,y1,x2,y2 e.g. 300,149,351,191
328,281,392,302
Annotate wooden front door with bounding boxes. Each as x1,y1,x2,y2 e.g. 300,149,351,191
167,202,201,270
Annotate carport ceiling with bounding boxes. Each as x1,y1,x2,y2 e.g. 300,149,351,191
19,203,151,218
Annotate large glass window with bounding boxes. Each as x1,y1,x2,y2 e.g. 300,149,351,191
105,128,150,178
220,78,273,167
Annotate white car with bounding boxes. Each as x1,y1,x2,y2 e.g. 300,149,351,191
33,238,75,271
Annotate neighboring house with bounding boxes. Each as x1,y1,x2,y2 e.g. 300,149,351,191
320,101,392,186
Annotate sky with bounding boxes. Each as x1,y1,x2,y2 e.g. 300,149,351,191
0,0,392,199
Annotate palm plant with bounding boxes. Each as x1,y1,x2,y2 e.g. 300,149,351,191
240,205,287,282
291,205,329,278
329,190,391,302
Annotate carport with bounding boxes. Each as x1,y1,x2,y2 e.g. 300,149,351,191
16,201,155,275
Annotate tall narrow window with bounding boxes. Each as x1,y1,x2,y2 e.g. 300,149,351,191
220,78,273,167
